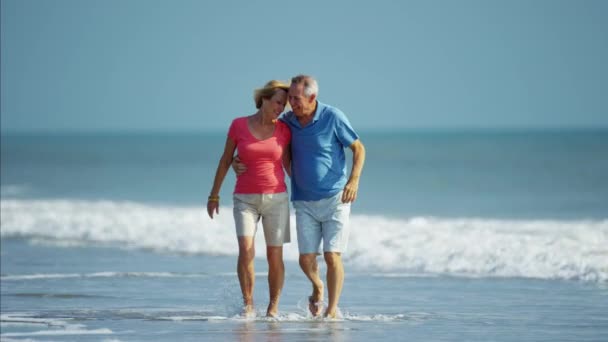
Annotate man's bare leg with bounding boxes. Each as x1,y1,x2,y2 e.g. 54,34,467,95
266,246,284,317
237,236,255,315
299,253,324,316
323,252,344,318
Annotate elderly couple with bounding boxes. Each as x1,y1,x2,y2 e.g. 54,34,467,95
207,75,365,319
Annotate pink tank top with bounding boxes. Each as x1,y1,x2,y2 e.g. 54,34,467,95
228,117,291,194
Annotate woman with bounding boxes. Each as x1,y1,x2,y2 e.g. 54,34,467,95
207,80,291,317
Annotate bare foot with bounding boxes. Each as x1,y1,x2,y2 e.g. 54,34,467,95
243,304,255,318
324,309,338,319
308,283,324,317
266,301,278,317
308,296,323,317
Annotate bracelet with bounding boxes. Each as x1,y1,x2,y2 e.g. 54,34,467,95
208,195,220,202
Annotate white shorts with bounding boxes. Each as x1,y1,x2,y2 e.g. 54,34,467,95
233,192,290,246
293,191,351,254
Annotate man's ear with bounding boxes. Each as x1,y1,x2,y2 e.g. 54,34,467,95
309,94,317,103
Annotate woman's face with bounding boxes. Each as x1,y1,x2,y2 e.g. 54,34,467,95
263,89,288,118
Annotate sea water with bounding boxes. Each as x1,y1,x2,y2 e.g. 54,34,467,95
1,130,607,341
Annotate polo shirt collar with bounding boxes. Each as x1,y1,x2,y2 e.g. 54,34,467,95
282,101,325,128
310,101,323,123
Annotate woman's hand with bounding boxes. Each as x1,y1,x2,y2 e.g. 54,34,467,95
207,198,219,218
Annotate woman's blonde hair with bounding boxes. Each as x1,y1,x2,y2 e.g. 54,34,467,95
254,80,290,109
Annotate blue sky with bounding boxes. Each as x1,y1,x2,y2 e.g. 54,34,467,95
2,0,607,133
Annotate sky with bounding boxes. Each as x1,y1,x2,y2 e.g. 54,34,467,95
1,0,607,133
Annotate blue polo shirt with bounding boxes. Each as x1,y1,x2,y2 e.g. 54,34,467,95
280,101,359,201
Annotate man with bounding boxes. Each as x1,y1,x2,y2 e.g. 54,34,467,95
236,75,365,318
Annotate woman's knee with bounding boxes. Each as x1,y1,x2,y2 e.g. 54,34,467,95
238,247,255,262
266,247,283,265
238,237,255,257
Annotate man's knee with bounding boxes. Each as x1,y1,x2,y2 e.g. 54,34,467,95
299,253,317,269
323,252,342,267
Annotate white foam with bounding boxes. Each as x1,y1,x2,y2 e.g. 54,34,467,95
1,328,113,337
0,313,70,327
0,313,111,338
347,215,608,283
341,312,430,322
0,272,211,281
0,310,427,327
0,274,82,281
0,199,237,256
157,315,227,321
2,199,607,282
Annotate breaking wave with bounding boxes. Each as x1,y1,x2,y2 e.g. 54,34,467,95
2,199,606,283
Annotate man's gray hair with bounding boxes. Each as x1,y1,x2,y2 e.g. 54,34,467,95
291,74,319,97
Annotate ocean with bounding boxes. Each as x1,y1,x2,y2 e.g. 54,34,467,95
1,130,607,341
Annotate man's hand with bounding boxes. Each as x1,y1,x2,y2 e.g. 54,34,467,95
342,139,365,203
342,178,359,203
232,155,247,176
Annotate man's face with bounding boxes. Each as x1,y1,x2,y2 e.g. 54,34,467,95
288,84,315,117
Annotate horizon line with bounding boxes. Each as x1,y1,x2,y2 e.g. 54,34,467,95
2,125,608,136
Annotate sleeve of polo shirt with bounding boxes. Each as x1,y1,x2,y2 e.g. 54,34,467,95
333,109,359,148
